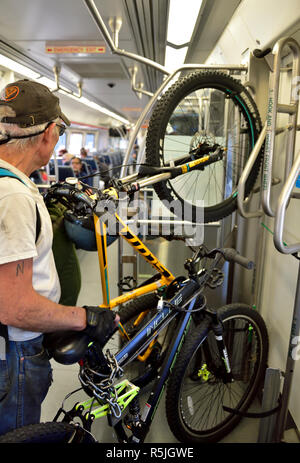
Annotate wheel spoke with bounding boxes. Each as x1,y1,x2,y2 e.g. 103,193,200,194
176,313,265,437
146,71,262,222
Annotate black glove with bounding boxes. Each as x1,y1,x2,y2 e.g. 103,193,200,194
83,306,117,346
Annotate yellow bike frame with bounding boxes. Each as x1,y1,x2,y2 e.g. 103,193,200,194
93,205,175,360
93,212,175,310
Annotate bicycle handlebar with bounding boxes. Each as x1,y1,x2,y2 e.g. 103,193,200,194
196,246,254,270
253,47,272,59
45,185,97,209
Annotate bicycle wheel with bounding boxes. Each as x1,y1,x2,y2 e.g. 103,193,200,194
0,422,95,443
165,304,268,443
118,292,159,335
106,292,159,350
146,71,263,223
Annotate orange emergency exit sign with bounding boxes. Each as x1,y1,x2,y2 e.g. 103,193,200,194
46,45,106,54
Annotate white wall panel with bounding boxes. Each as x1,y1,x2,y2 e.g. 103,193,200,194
207,0,300,64
204,0,300,432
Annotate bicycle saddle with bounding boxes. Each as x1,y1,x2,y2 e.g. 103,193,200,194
43,331,90,365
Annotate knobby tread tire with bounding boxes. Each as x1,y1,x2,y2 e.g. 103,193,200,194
145,71,263,223
118,292,159,324
165,304,268,443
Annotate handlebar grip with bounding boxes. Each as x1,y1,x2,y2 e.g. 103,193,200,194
253,47,272,59
222,248,254,269
72,190,97,208
51,187,97,209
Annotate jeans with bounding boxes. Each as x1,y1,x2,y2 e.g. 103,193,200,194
0,335,52,436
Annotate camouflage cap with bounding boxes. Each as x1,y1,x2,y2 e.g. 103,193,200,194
0,79,70,127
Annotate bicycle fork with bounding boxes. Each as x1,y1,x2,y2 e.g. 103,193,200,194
206,310,234,384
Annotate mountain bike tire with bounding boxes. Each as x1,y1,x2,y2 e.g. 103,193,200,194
0,422,95,443
165,304,268,443
145,71,263,223
117,292,163,387
118,292,159,330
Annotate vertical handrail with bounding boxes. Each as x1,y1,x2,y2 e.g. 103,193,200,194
261,37,300,217
274,261,300,442
272,149,300,441
83,0,170,76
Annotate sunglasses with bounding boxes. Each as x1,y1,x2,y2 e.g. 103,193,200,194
44,121,66,136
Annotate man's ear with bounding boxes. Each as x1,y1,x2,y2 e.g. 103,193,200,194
43,122,56,142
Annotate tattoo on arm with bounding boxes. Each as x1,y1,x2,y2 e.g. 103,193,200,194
16,261,25,276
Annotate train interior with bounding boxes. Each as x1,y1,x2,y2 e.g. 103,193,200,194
0,0,300,444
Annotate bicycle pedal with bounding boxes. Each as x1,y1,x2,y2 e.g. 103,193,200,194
118,276,137,291
206,268,224,288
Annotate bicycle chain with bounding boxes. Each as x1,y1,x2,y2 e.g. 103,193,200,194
79,349,124,419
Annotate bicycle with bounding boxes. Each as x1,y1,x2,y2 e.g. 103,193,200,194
51,71,264,361
46,70,264,353
41,144,228,369
0,174,268,444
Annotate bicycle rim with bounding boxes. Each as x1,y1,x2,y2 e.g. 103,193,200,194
171,307,268,442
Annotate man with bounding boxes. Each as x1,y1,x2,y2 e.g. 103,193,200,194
0,79,119,435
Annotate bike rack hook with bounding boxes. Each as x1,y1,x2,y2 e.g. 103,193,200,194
261,37,300,217
274,149,300,254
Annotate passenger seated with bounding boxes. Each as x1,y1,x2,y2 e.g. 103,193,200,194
80,147,89,159
70,156,93,186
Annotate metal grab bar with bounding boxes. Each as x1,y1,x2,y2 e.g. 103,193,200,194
84,0,170,77
237,122,267,218
274,149,300,254
261,37,300,217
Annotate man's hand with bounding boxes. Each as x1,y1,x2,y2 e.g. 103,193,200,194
83,306,120,346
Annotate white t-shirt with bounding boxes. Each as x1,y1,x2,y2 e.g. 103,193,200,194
0,159,61,341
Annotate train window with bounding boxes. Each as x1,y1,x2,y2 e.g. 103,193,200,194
85,133,95,150
69,132,83,155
